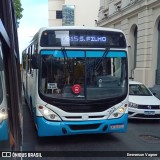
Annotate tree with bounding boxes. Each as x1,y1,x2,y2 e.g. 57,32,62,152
14,0,23,21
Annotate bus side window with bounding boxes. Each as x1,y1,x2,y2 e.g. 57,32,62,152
34,43,38,54
0,72,3,104
22,51,26,70
26,48,29,72
0,54,3,104
29,47,32,74
30,44,34,72
27,46,33,74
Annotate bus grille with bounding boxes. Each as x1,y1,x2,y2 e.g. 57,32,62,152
57,103,112,113
69,124,101,130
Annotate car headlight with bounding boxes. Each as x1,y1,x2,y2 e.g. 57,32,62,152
0,107,8,124
128,102,138,108
108,104,128,119
38,106,61,121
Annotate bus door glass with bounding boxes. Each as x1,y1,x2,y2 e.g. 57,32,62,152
22,52,27,94
0,44,8,142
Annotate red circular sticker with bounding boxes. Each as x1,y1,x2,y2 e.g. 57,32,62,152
72,84,82,94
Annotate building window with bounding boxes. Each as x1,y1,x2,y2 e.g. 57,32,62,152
114,0,121,10
156,20,160,84
56,10,62,19
134,26,137,69
158,21,160,59
62,5,75,26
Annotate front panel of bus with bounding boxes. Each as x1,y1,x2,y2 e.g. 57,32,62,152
34,29,128,136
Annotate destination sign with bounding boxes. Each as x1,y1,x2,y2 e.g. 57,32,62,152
40,30,126,48
63,36,107,42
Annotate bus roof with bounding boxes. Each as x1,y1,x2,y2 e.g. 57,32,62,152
24,26,126,51
38,26,124,33
30,26,124,42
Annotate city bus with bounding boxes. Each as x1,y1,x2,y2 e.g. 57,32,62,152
22,26,128,137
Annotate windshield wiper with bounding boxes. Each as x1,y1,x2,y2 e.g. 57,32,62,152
94,47,110,71
61,47,72,73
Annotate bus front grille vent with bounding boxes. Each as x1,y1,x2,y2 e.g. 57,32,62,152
64,115,105,120
69,124,101,130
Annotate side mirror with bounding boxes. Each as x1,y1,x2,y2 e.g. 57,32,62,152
31,54,40,69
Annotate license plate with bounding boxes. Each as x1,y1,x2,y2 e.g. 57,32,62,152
144,111,155,115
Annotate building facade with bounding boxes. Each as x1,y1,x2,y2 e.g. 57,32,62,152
48,0,100,27
98,0,160,87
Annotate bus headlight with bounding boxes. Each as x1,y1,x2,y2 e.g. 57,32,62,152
38,106,61,121
108,104,127,119
0,107,8,124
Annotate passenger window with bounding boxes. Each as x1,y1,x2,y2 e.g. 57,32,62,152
22,51,27,70
0,49,3,104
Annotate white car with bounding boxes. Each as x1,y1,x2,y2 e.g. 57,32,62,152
129,81,160,119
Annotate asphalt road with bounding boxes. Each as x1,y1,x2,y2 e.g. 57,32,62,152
22,101,160,160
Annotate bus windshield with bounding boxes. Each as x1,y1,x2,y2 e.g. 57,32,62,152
39,50,127,100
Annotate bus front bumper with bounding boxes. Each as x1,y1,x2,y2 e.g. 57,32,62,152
36,114,128,137
0,120,8,141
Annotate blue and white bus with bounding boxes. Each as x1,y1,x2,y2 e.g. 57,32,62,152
22,26,128,137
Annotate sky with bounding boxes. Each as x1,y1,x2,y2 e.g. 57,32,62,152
18,0,48,60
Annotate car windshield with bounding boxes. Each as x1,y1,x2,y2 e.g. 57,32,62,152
129,84,152,96
39,50,127,100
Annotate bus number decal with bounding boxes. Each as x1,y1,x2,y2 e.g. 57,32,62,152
47,83,57,89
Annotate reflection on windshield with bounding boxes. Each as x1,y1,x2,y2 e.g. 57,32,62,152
129,84,152,96
39,50,127,100
0,73,3,104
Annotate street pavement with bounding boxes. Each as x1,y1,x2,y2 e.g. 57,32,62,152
21,97,160,160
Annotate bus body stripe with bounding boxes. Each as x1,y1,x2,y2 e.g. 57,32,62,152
40,50,126,58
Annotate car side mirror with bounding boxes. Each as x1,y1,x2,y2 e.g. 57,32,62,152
31,54,40,69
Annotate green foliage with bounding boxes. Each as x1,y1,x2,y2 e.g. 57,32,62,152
14,0,23,21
